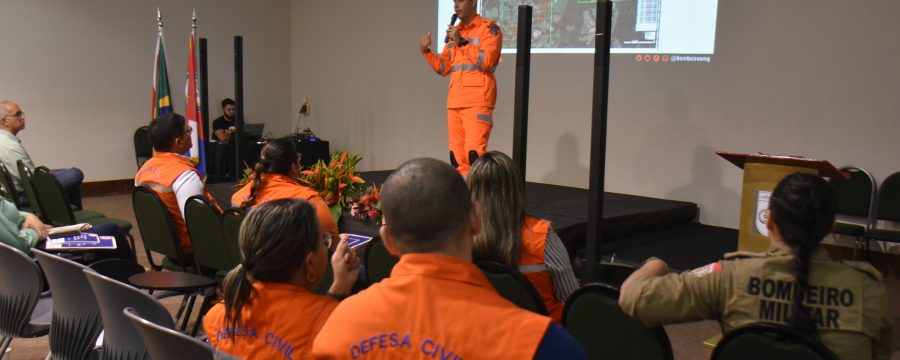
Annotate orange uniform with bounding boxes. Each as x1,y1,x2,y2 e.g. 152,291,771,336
231,173,338,236
203,281,339,360
424,15,502,175
520,216,565,323
312,253,551,359
135,152,216,253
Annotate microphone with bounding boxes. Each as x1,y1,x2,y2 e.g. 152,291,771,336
444,14,458,44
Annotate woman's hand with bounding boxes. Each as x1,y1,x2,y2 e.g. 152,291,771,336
329,234,360,297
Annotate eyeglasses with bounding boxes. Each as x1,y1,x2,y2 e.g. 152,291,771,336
2,111,24,120
184,126,193,134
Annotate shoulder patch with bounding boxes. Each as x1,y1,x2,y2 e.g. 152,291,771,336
488,23,500,36
842,260,883,281
690,262,722,277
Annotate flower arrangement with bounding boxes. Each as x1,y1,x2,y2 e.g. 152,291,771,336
299,151,366,208
350,185,383,225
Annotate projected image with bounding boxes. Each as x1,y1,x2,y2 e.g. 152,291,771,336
481,0,659,50
437,0,718,57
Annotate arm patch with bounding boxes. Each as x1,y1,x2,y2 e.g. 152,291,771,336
488,23,500,36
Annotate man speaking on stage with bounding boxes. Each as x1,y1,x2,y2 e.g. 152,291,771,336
420,0,502,176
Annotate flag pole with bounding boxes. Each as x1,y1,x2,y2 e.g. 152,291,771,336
157,7,162,33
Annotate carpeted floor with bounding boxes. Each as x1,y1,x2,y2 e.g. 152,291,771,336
6,194,900,359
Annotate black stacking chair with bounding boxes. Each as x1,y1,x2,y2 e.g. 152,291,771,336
563,283,673,360
828,166,877,259
363,237,398,284
134,126,153,169
477,260,548,316
864,172,900,256
712,323,837,360
89,258,147,285
124,308,216,360
0,243,52,355
32,249,103,360
0,161,23,209
17,161,48,221
221,207,245,266
185,195,234,276
132,186,193,271
85,271,176,360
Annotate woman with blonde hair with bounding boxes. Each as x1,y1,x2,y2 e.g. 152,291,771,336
467,151,579,323
203,198,359,359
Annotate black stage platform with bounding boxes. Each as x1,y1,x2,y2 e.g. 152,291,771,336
208,170,738,272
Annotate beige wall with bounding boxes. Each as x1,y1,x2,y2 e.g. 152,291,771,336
3,1,899,237
0,0,292,181
291,1,900,234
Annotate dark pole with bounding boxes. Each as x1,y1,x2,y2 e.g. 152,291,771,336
512,5,532,184
199,38,210,142
584,0,613,283
234,36,244,177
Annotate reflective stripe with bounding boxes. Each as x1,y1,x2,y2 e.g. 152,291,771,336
136,182,174,193
447,42,456,49
468,37,480,46
477,50,484,69
437,60,446,74
477,114,493,123
451,64,481,72
487,66,497,74
519,264,548,273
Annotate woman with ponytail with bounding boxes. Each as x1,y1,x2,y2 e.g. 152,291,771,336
466,151,578,323
618,173,891,359
203,199,359,359
231,137,338,236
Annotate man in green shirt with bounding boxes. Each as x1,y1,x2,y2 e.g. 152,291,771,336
0,197,50,253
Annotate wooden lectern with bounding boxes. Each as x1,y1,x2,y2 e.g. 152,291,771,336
717,152,846,252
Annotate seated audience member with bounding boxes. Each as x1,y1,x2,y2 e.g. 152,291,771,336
467,151,579,323
212,98,236,178
312,158,585,359
0,100,85,209
0,197,134,260
619,173,892,360
231,137,338,236
203,199,359,359
135,113,218,254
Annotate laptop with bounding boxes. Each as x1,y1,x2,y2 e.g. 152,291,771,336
244,123,265,137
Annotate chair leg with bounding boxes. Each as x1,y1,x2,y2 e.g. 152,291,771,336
180,294,198,331
126,232,137,259
190,293,216,336
864,238,871,261
0,336,12,357
144,247,161,271
173,294,190,324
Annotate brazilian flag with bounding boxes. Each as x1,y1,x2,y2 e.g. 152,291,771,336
152,30,173,120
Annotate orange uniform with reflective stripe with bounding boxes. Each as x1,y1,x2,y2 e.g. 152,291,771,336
135,152,216,253
312,253,551,359
203,281,339,360
519,216,565,323
231,173,338,236
424,15,503,175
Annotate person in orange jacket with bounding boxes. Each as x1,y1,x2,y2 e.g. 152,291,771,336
135,113,219,254
231,137,338,237
312,158,585,359
203,198,360,360
421,0,502,176
467,152,579,323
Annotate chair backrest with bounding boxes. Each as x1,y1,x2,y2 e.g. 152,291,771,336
712,323,838,360
0,161,19,205
124,307,215,360
17,161,44,219
363,237,398,284
132,186,185,264
875,172,900,222
596,261,639,288
85,271,175,360
563,283,673,360
134,126,153,169
476,260,549,315
185,195,235,272
0,242,46,337
221,207,245,266
32,166,76,226
32,249,103,360
829,166,876,221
